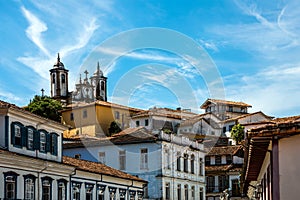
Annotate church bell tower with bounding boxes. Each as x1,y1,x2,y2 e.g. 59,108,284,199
49,53,70,104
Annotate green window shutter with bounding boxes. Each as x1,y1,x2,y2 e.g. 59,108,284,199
34,131,40,150
46,133,51,152
11,123,15,145
21,127,27,147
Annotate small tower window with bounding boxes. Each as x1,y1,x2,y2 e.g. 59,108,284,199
101,81,105,90
52,74,56,84
61,74,66,84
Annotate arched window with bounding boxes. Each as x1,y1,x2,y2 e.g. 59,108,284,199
61,74,66,84
176,152,181,171
85,184,94,200
24,175,35,200
52,74,56,84
72,182,81,200
101,81,105,90
4,172,19,199
40,132,46,152
27,128,34,150
184,185,188,200
183,154,189,173
190,154,195,174
58,180,67,200
97,185,106,200
41,177,52,200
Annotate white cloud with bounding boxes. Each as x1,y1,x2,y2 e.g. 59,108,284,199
21,6,49,56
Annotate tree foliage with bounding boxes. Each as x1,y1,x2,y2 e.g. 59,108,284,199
230,124,245,144
108,121,122,136
25,95,63,122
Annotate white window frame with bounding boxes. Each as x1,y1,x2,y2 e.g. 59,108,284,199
140,148,148,169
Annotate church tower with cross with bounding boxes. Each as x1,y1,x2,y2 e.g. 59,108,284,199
72,62,108,103
49,53,70,104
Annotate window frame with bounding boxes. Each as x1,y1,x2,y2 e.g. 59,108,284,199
24,174,36,200
57,179,67,200
72,182,82,200
85,183,94,200
4,171,19,199
98,152,106,164
41,176,53,200
119,150,126,170
140,148,148,170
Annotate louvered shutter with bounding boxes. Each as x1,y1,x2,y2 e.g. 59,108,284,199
22,126,27,147
11,123,15,145
46,133,51,152
34,130,40,150
52,134,58,156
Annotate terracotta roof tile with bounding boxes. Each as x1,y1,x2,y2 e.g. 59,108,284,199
205,164,243,172
223,111,273,123
63,156,146,182
200,98,252,109
206,145,242,156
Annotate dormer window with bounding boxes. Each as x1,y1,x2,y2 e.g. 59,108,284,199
14,126,21,146
11,122,23,147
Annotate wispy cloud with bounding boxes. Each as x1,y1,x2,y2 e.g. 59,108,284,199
21,6,49,56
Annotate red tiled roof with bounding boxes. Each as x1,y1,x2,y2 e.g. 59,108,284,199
63,156,146,182
207,145,242,156
223,111,273,123
200,98,252,109
206,164,243,172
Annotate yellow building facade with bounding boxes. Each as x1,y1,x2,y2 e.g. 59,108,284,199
61,100,143,137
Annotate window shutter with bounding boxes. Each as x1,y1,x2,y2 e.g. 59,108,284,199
11,123,15,145
21,127,27,147
46,133,51,152
52,134,58,156
34,131,40,150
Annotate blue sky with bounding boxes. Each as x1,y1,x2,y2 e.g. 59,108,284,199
1,0,300,117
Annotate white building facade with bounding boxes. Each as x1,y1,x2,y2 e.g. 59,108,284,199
64,128,206,200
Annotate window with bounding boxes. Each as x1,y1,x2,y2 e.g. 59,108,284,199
115,111,120,119
215,155,221,165
42,177,52,200
218,175,229,192
70,113,74,121
40,132,46,152
72,182,81,200
190,154,195,174
228,106,233,112
184,185,188,200
24,175,35,200
140,148,148,169
226,155,232,164
99,152,105,164
51,134,58,155
165,149,170,169
119,189,126,200
101,81,105,90
129,190,136,200
27,129,34,150
136,120,140,127
86,184,94,200
206,176,215,193
58,180,67,200
205,156,210,165
4,172,18,199
199,187,204,200
109,187,117,200
165,183,170,200
231,179,240,197
229,125,234,132
223,127,226,133
199,158,203,176
177,184,181,200
97,185,106,200
61,74,66,83
191,186,195,200
183,154,188,172
145,119,149,126
12,123,22,147
119,150,126,170
83,110,87,118
176,152,181,171
52,74,55,84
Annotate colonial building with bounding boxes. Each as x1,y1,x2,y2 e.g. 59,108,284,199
49,54,108,104
130,107,197,133
0,99,146,200
61,101,143,137
63,127,206,200
205,145,244,200
242,115,300,200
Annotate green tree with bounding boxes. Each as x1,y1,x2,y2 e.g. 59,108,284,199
108,121,122,136
25,95,63,122
230,124,245,144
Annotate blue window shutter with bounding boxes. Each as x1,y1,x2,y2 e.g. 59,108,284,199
53,134,58,156
21,126,27,147
46,133,51,152
34,131,40,150
11,123,15,145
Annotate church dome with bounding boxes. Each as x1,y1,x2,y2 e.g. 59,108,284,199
53,53,65,68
